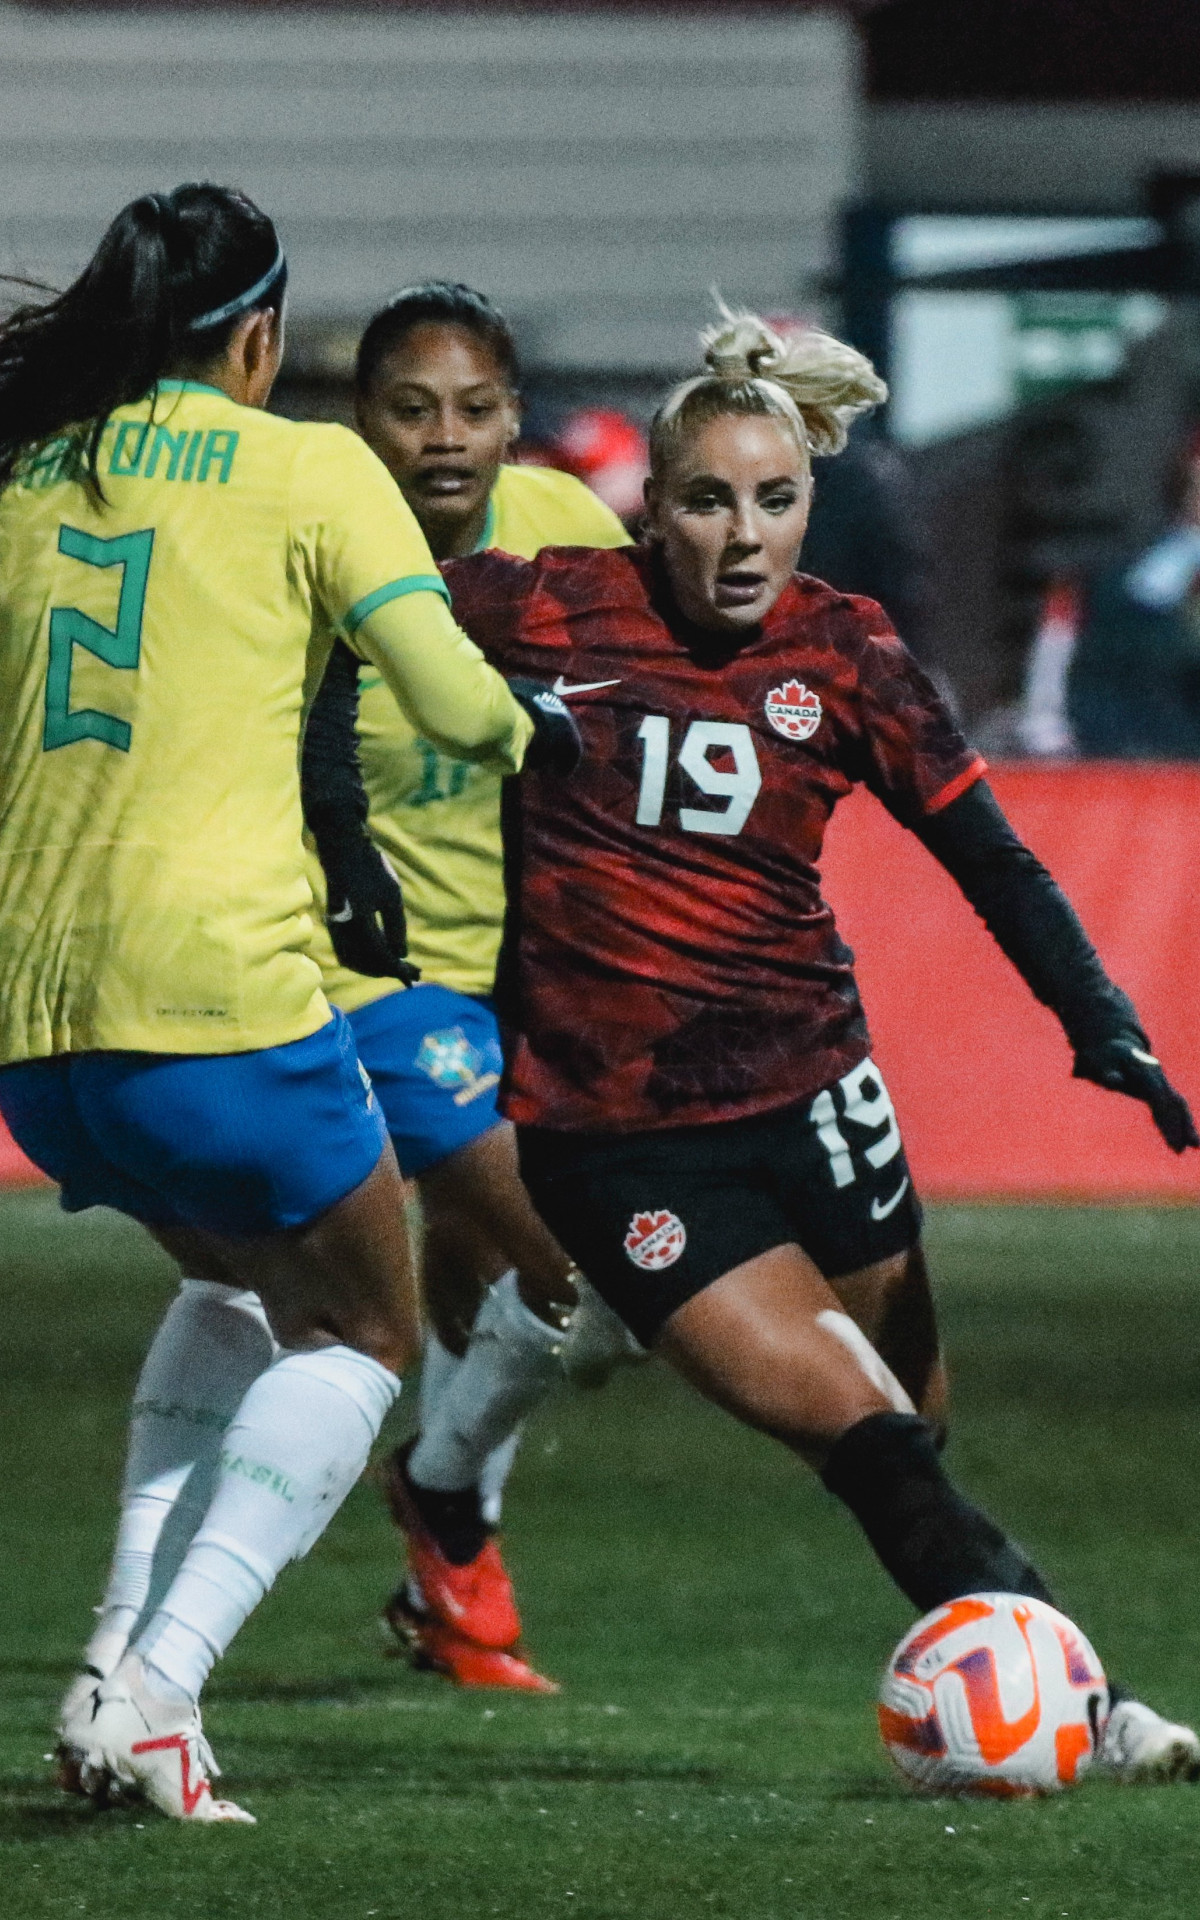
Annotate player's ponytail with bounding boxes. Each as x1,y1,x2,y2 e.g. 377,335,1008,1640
650,300,886,475
0,183,286,494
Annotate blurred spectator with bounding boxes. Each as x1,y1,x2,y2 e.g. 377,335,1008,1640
801,423,936,666
1018,429,1200,759
1015,580,1080,756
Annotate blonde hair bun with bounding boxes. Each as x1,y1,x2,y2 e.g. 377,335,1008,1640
698,301,887,458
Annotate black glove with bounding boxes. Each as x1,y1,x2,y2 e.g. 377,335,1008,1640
1073,1031,1199,1154
309,810,420,985
508,678,583,775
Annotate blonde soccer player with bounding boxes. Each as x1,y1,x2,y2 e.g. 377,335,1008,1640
306,302,1200,1781
0,187,574,1821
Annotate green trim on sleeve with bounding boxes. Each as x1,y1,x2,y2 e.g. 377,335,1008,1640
343,573,451,634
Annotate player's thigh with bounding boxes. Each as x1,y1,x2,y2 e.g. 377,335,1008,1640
518,1115,829,1351
518,1120,913,1455
657,1243,901,1464
766,1065,944,1419
353,984,574,1318
420,1120,576,1302
154,1158,421,1375
197,1140,419,1372
56,1016,416,1366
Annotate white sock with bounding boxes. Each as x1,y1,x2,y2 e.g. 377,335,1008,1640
418,1329,461,1429
479,1430,522,1528
408,1271,559,1494
133,1344,399,1703
416,1327,523,1528
84,1280,277,1678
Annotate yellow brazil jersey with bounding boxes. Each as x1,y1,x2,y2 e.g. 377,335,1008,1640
0,382,529,1063
317,463,632,1008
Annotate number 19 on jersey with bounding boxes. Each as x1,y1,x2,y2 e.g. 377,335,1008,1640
635,715,761,837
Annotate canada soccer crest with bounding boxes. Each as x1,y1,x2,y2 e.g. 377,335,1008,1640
623,1209,687,1271
764,679,822,741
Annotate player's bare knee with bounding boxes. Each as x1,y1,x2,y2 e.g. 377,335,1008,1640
253,1280,418,1374
341,1295,421,1375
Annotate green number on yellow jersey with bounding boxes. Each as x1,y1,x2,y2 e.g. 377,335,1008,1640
44,524,154,753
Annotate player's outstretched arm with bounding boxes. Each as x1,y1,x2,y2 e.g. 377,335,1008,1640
352,589,533,773
916,779,1198,1154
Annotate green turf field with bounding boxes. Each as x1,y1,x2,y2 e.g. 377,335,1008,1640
2,1193,1199,1918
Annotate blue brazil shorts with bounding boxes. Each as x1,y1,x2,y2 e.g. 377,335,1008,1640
0,1010,387,1236
347,983,505,1178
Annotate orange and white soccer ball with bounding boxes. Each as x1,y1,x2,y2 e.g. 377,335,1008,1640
878,1593,1109,1796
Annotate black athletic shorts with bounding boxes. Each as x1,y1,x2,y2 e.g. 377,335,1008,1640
517,1057,922,1347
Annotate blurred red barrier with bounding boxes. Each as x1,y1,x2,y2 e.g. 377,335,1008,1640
820,764,1200,1199
0,1125,46,1188
0,764,1196,1200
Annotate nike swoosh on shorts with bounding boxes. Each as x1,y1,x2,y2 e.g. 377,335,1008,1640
328,904,354,923
870,1176,910,1221
552,674,622,697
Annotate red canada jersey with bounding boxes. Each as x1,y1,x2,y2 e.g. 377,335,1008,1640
443,545,985,1133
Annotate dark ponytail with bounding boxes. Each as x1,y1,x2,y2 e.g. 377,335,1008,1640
0,182,286,493
356,282,519,399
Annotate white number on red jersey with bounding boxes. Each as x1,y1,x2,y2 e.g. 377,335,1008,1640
634,715,762,836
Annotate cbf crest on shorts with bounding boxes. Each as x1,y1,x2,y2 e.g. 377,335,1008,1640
623,1208,687,1271
415,1027,501,1107
764,678,822,741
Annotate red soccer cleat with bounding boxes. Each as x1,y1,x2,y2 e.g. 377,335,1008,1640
383,1590,559,1693
382,1444,522,1651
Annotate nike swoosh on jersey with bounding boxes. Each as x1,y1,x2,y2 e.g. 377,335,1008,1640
552,674,622,697
870,1176,910,1221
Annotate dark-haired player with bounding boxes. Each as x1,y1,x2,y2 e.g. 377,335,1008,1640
0,187,542,1819
321,304,1198,1780
301,284,638,1688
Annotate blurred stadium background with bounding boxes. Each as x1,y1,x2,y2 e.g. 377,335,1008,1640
1,0,1197,1200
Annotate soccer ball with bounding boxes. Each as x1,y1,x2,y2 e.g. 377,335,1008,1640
878,1593,1109,1797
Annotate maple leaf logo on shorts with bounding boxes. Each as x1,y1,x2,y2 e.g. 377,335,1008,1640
764,678,822,741
623,1209,687,1271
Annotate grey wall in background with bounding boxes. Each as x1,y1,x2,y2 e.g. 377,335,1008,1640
0,7,859,371
867,104,1200,215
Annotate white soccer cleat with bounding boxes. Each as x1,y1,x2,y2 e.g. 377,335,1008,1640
77,1653,255,1823
1100,1698,1200,1784
54,1667,109,1798
560,1278,647,1388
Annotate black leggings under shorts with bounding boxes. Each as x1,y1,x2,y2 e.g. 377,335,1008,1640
517,1056,922,1348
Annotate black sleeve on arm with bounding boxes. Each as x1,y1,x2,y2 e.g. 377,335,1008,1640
914,778,1142,1051
301,637,367,831
300,638,416,982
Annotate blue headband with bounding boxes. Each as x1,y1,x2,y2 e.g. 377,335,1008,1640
187,245,287,333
